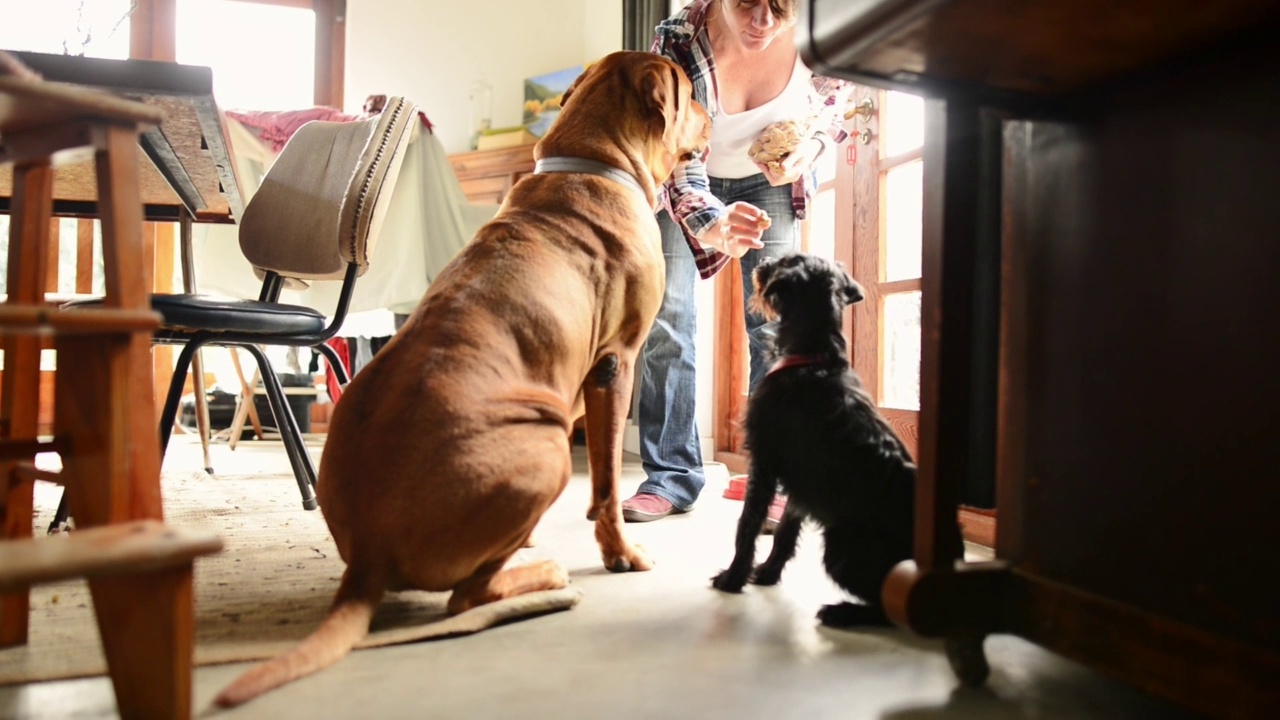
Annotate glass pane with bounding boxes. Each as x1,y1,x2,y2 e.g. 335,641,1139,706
807,188,836,261
881,90,924,157
883,159,922,282
177,0,315,111
882,291,921,411
56,219,78,294
0,0,132,59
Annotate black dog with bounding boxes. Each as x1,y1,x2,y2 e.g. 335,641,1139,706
711,253,958,627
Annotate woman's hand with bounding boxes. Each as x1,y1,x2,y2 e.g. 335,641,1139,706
698,202,772,258
758,137,824,187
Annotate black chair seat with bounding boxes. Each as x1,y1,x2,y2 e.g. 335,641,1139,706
65,294,327,335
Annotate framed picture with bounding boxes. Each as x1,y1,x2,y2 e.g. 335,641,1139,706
523,63,587,137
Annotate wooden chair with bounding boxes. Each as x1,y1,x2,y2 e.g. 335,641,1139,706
1,63,222,719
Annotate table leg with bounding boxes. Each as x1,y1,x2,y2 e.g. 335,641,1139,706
0,160,53,647
90,566,196,719
178,210,214,473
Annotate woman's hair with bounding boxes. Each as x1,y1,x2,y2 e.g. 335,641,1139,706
731,0,797,23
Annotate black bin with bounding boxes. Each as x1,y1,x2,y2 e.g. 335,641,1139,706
252,372,316,433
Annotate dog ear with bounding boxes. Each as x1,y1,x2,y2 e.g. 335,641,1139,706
560,69,586,109
641,62,684,157
831,261,864,305
841,277,865,305
758,263,808,320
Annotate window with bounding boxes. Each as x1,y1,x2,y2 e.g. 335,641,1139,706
175,0,317,111
845,89,924,443
0,0,133,59
712,86,928,466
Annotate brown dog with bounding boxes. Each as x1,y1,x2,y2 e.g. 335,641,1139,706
214,51,711,706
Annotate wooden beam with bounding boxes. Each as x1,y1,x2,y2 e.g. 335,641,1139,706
129,0,177,62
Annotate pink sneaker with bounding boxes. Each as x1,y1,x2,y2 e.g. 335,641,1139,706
621,493,685,522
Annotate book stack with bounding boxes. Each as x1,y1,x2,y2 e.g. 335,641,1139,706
476,125,538,151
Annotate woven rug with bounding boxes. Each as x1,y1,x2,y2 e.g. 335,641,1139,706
0,469,581,685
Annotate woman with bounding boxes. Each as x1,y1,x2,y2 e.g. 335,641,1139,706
623,0,852,523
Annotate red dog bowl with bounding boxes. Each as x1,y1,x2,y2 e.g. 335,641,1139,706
722,474,748,501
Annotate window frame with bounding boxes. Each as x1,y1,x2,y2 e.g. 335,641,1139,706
129,0,344,107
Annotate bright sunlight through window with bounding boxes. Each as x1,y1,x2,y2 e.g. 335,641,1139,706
176,0,315,112
0,0,132,59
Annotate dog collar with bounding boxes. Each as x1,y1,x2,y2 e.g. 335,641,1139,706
767,354,833,375
534,156,647,199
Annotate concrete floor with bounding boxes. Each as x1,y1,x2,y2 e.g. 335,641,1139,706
0,435,1197,719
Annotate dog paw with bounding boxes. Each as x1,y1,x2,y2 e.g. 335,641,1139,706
749,564,782,586
711,569,748,593
546,562,572,588
816,601,891,628
603,544,653,573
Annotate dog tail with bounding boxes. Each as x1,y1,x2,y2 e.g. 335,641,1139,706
213,567,385,707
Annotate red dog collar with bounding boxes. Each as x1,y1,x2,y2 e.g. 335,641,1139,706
767,354,830,376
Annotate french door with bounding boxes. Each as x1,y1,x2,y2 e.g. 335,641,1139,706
713,85,926,465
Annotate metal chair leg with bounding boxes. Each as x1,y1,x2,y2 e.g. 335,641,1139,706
158,341,203,455
239,344,318,510
314,341,350,385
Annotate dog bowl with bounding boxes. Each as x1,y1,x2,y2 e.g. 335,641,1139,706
722,474,748,501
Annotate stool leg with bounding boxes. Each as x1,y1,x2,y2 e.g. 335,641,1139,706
90,565,196,720
0,159,54,647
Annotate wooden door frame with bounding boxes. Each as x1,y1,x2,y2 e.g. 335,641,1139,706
711,92,864,474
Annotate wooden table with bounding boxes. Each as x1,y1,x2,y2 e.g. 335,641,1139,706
0,50,248,472
0,49,242,224
798,1,1280,717
2,67,223,719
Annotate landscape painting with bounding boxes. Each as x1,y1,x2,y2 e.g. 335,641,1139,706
523,63,587,137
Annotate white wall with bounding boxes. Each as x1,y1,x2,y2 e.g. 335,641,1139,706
345,0,717,461
345,0,617,155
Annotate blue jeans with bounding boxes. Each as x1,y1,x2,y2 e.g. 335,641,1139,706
636,175,798,510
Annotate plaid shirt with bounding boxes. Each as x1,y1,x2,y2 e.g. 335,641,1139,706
652,0,853,279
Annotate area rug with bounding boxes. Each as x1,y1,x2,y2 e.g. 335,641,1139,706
0,469,581,685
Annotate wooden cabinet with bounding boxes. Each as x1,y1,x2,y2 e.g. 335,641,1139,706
447,144,536,206
801,1,1280,718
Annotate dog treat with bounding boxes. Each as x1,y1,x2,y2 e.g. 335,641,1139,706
748,118,813,174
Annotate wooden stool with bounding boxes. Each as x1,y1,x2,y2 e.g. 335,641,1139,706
2,67,223,718
0,519,222,717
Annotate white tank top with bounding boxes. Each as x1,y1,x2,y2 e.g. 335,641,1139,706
707,56,815,179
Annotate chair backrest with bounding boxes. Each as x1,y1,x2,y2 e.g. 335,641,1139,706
238,96,418,282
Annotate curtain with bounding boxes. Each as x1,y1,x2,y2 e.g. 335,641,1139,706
622,0,669,51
